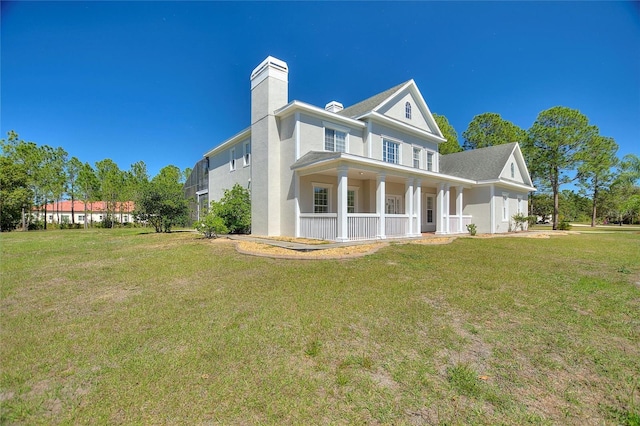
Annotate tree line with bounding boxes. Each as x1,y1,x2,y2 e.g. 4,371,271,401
433,108,640,229
0,130,189,232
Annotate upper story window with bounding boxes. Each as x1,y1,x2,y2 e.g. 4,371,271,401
426,152,434,171
413,147,421,168
405,102,412,119
383,139,399,164
243,141,251,166
324,128,346,152
230,147,236,171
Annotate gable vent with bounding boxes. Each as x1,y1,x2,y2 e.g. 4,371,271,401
325,101,344,113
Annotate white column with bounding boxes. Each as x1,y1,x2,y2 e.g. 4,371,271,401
376,173,386,239
444,183,450,234
414,179,422,236
405,178,414,237
337,166,348,242
294,173,300,237
436,182,445,235
456,185,464,233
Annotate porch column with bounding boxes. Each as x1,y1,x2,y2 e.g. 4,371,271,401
414,179,422,236
436,182,446,235
337,166,349,242
405,177,414,237
294,173,300,237
376,173,386,239
456,185,464,233
444,184,450,234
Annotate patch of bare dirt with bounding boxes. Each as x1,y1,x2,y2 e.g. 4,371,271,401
235,241,385,259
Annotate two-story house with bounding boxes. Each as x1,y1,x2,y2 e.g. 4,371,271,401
196,56,535,241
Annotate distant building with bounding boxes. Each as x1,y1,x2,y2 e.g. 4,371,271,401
33,201,135,225
183,157,209,223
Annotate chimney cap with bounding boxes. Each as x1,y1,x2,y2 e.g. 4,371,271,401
325,101,344,113
250,56,288,89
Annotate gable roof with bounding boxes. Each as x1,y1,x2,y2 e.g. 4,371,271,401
440,142,519,181
337,81,411,119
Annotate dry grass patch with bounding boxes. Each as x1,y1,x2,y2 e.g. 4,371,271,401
235,241,385,259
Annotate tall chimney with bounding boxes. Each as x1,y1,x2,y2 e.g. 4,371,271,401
250,56,289,236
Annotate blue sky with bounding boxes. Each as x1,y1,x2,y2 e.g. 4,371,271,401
2,1,638,180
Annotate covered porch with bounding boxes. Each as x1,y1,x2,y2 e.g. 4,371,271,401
291,153,472,242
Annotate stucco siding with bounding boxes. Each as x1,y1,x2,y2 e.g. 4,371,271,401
369,122,439,168
377,91,432,132
463,186,492,234
207,137,251,202
500,153,526,184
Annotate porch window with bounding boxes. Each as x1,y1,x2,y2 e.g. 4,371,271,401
347,190,356,213
324,128,346,152
313,186,329,213
426,152,434,171
426,196,434,223
383,139,399,164
413,147,421,168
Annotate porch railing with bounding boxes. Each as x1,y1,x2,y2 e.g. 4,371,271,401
448,215,473,233
299,213,337,240
348,214,379,241
385,214,408,238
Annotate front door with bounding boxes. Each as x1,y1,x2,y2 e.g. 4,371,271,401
422,194,436,232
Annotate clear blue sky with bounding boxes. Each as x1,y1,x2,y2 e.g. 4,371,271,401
2,1,639,179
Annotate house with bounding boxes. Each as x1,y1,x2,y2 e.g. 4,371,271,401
34,200,135,225
195,56,535,241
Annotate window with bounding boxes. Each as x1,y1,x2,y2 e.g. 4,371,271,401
426,152,434,171
502,193,509,221
405,102,412,119
78,215,85,222
426,196,434,223
324,128,346,152
386,195,403,214
230,148,236,171
517,195,523,214
383,139,399,164
243,141,251,166
510,162,515,179
413,147,421,168
123,215,129,223
347,190,356,213
313,186,329,213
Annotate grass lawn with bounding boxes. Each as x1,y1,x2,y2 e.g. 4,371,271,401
1,229,639,424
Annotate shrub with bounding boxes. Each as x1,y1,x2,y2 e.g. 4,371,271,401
558,220,572,231
195,204,228,238
512,213,528,231
466,223,477,236
216,184,251,234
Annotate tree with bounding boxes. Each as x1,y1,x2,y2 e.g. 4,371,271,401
76,162,100,229
462,112,526,150
215,183,251,234
66,157,83,225
432,114,462,154
135,165,189,233
0,156,32,231
95,159,124,227
576,135,618,226
527,106,597,230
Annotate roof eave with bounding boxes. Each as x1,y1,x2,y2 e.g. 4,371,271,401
275,101,366,128
203,127,252,158
358,112,446,143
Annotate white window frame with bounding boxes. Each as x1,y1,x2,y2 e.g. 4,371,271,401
412,147,421,168
78,214,85,222
243,141,251,167
312,183,333,213
426,151,435,172
323,122,349,153
230,147,236,172
405,102,412,119
517,195,523,215
502,193,509,221
382,137,401,165
510,162,515,179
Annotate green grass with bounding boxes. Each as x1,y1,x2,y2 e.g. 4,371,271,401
1,228,639,424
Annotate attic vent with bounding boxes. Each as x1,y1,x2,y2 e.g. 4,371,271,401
325,101,344,113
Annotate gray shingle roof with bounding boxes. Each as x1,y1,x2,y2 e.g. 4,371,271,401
440,142,517,180
337,81,410,119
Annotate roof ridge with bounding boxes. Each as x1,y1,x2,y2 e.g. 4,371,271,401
337,80,412,118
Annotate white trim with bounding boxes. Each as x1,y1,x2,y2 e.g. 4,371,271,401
275,101,366,128
311,182,333,213
490,185,495,234
229,147,236,172
382,136,402,165
367,121,373,158
502,192,509,222
294,112,300,160
477,179,536,192
412,145,422,169
358,112,446,144
295,174,300,237
243,140,251,167
323,124,349,153
250,56,288,90
204,128,251,157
